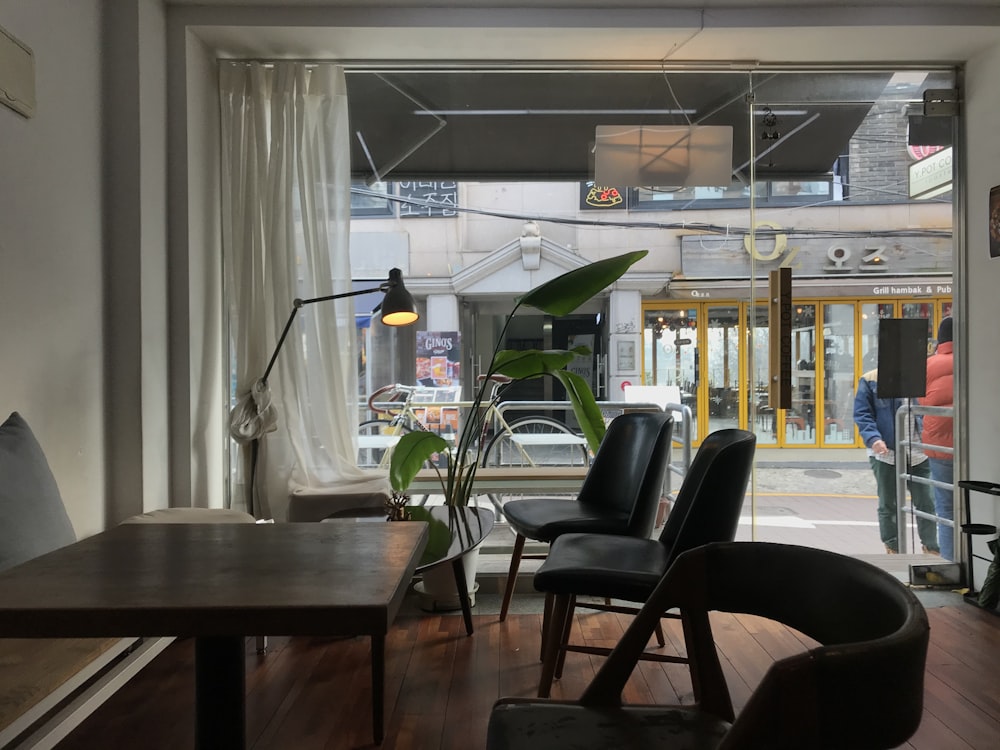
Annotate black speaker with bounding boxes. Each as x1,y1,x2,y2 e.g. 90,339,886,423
877,318,928,398
907,114,952,147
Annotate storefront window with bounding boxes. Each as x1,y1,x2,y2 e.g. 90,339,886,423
821,303,857,445
706,306,740,434
788,304,817,444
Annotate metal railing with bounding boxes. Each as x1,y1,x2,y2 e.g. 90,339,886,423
894,403,954,554
357,395,695,504
494,400,694,494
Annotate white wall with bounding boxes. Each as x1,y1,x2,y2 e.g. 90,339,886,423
0,0,106,537
961,42,1000,585
104,0,171,522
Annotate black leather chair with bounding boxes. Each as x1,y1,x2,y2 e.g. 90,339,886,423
498,410,675,621
532,428,755,696
488,541,930,750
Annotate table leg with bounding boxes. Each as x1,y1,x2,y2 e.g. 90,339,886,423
452,557,474,635
371,634,385,744
195,635,246,750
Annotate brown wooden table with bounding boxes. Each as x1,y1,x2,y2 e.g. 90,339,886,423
0,521,428,748
327,506,494,635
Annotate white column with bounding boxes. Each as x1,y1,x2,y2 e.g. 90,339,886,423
608,290,642,398
425,294,460,331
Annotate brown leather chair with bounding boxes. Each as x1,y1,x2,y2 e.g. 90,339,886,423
488,541,930,750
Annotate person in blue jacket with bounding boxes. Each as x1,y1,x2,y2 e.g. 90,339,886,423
854,369,940,554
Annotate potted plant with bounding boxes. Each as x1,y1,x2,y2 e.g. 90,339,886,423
387,250,646,609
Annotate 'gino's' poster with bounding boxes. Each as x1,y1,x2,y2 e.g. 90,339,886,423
416,331,461,388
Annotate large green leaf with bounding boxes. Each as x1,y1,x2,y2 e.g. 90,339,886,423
553,369,607,452
492,347,586,380
519,250,647,316
389,431,448,492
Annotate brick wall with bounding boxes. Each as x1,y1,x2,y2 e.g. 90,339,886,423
849,97,911,201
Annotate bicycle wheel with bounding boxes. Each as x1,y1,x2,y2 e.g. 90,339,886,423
357,419,411,469
481,416,590,469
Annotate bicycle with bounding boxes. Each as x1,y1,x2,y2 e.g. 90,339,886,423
358,383,459,469
359,377,592,514
358,377,590,471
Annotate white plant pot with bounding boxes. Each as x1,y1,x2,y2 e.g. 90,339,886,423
415,545,481,612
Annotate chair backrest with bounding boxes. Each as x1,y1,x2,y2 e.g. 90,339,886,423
583,541,930,750
657,428,755,564
577,411,674,538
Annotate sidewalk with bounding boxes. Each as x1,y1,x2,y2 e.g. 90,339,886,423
471,445,955,603
755,446,870,468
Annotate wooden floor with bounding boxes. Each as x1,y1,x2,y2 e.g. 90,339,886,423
57,599,1000,750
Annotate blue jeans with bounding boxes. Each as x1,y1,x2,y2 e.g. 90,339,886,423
928,457,955,560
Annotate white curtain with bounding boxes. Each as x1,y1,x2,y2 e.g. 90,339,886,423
220,62,375,518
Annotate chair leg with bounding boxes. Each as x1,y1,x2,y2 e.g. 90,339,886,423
538,593,572,698
499,533,526,622
554,595,576,680
540,592,553,661
654,619,666,647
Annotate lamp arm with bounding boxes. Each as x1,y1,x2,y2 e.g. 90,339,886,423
259,284,387,384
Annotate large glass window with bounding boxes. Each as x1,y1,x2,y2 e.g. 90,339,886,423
350,179,394,217
298,62,959,563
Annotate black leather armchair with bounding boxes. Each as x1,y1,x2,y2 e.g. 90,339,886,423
532,428,756,696
488,541,930,750
498,411,674,621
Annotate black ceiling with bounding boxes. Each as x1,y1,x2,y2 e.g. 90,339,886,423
344,69,908,183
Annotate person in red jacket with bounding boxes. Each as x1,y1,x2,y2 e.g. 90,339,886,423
922,316,954,560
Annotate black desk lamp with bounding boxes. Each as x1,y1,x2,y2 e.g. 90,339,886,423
260,267,418,385
230,267,419,445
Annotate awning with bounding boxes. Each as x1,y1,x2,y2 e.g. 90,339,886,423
344,68,918,182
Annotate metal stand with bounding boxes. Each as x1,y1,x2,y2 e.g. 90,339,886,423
957,480,1000,612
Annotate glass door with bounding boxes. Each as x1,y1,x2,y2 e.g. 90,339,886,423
747,304,777,446
644,307,700,437
705,306,740,436
821,303,857,444
788,304,817,444
860,303,894,374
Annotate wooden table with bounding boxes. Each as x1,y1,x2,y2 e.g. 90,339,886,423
330,507,495,635
410,466,588,495
0,521,428,748
409,467,589,516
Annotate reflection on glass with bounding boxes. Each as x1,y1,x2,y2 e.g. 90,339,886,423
860,303,894,373
706,307,740,434
787,304,817,444
903,303,934,355
644,308,699,436
822,304,857,445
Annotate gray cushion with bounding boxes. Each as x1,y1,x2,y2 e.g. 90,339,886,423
0,412,76,571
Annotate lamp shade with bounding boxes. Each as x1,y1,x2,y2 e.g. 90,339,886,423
380,267,419,326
